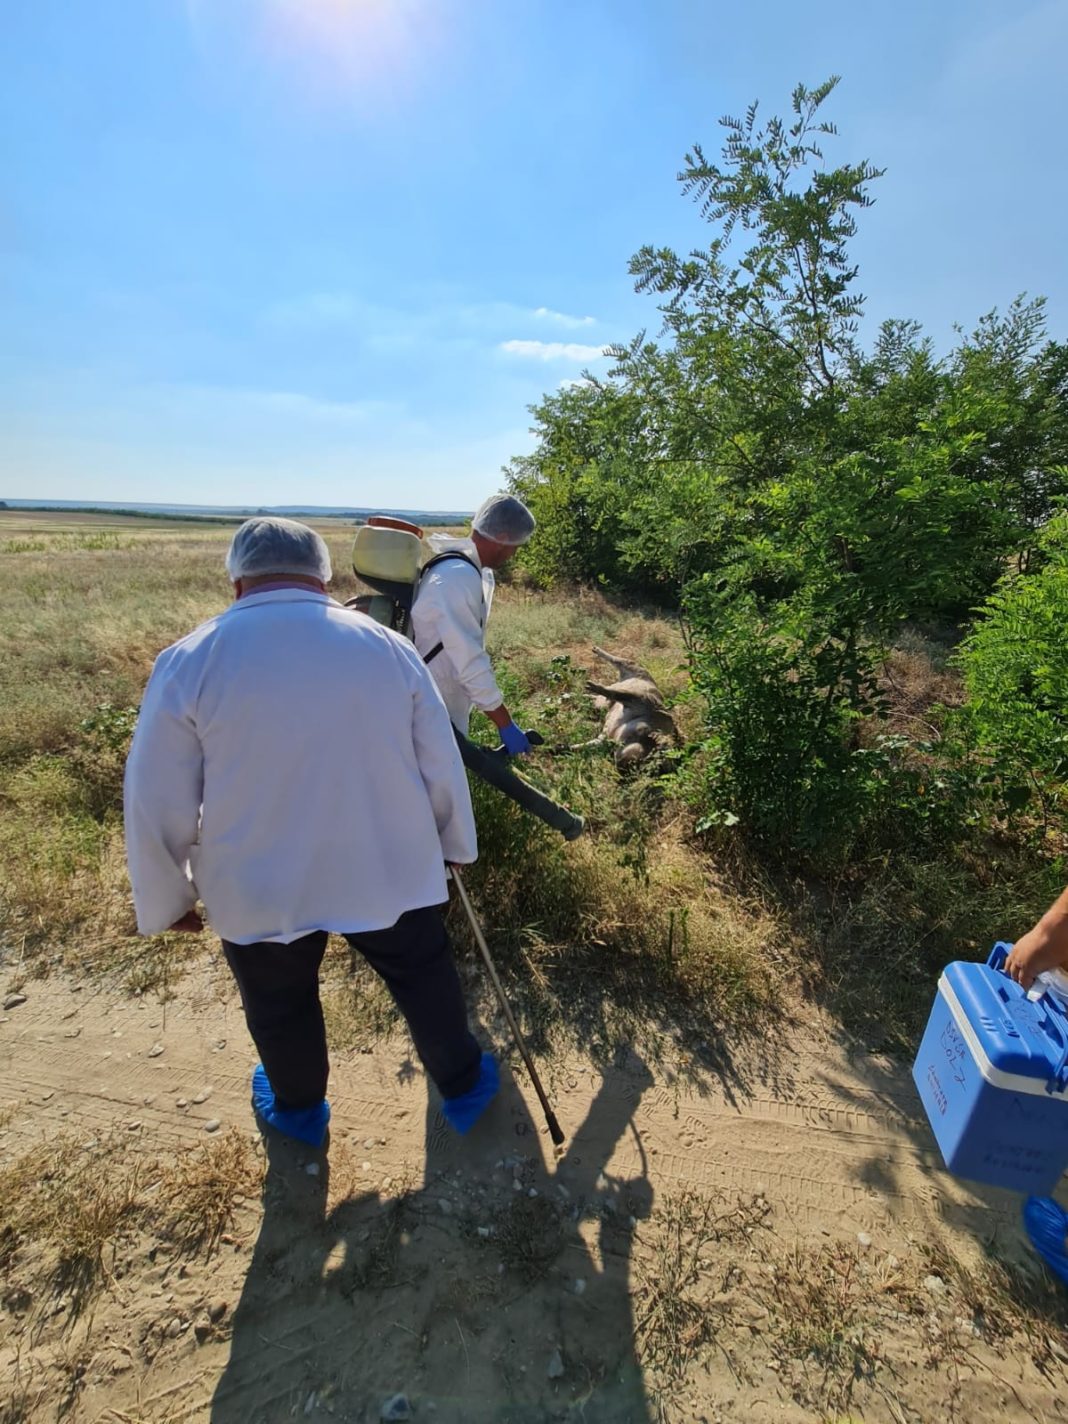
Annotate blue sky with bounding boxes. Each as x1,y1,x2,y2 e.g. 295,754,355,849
2,0,1066,511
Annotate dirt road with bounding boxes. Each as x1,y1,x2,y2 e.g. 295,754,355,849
1,964,1064,1423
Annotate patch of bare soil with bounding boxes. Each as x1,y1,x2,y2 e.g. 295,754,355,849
1,964,1066,1423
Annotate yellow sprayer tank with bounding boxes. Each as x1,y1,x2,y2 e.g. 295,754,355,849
349,516,426,632
352,516,424,585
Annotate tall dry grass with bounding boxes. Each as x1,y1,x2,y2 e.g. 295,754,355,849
3,512,1057,1063
0,515,774,1057
0,521,369,964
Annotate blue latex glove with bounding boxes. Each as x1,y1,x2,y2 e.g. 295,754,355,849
499,721,532,756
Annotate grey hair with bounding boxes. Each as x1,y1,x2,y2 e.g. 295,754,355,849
225,517,332,583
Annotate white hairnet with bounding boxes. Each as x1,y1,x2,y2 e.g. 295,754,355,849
471,494,536,546
225,517,332,583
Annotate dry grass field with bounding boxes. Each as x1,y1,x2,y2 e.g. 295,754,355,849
1,510,1066,1423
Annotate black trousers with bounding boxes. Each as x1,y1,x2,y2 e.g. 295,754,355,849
222,905,481,1112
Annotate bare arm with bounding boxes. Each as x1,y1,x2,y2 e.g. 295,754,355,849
1006,888,1068,989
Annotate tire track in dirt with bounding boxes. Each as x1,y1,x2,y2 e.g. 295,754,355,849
1,971,1042,1424
0,972,1016,1249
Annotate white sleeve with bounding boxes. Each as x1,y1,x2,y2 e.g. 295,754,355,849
423,564,504,714
123,650,204,934
393,638,478,864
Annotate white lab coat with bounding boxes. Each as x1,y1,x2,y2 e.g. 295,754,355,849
409,536,501,733
123,588,477,944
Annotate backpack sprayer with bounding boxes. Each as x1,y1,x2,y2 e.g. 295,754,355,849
349,516,566,1146
347,515,476,637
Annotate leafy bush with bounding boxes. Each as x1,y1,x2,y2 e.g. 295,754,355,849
508,78,1068,859
676,612,976,863
956,513,1068,827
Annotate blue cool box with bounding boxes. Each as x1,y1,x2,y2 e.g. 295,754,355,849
912,943,1068,1193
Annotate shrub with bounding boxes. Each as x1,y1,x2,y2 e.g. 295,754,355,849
955,512,1068,827
506,79,1068,863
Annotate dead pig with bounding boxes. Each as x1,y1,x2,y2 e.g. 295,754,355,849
585,646,678,766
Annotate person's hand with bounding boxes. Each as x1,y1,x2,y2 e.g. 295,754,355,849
168,909,204,934
1006,928,1068,990
499,722,532,756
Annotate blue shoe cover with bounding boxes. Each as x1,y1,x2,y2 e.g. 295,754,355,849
251,1063,330,1148
1024,1196,1068,1286
441,1052,499,1135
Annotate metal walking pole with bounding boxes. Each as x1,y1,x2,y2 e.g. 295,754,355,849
451,867,565,1147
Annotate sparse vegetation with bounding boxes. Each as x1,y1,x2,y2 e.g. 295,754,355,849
0,514,777,1064
635,1191,771,1383
343,1195,416,1293
764,1241,885,1412
0,1135,146,1316
2,84,1066,1397
154,1129,263,1256
0,1127,263,1321
491,1194,567,1283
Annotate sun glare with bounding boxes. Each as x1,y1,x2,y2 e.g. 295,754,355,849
262,0,437,99
185,0,444,108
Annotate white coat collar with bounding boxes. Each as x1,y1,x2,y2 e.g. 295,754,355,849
227,588,337,614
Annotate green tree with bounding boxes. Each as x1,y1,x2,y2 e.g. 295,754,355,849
946,298,1068,571
509,78,1068,857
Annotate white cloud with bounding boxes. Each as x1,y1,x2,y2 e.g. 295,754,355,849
558,377,595,390
533,306,597,328
500,340,609,362
264,294,603,343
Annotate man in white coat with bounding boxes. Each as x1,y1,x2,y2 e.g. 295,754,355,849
412,493,534,749
411,493,584,839
124,517,499,1148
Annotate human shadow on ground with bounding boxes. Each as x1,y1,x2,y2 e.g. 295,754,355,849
212,1047,656,1423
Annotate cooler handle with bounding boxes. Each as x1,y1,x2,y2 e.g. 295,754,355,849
987,942,1011,973
986,942,1068,1093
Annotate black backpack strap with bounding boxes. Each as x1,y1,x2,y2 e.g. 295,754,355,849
419,550,481,579
418,551,482,665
